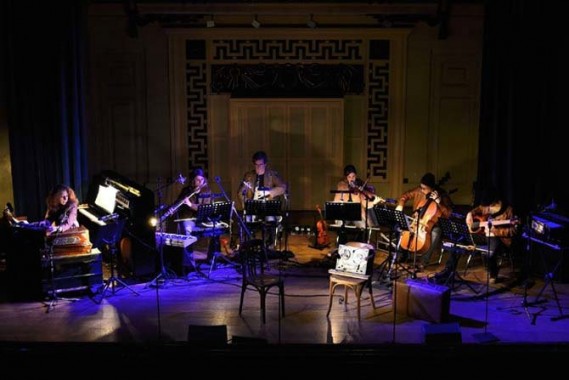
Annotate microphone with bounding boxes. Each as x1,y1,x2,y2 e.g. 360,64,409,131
6,202,14,213
176,173,187,185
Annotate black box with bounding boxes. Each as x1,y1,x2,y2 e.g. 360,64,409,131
42,249,103,294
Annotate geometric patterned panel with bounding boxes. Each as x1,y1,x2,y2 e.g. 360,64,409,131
186,62,208,173
367,61,390,180
210,63,364,96
213,39,363,61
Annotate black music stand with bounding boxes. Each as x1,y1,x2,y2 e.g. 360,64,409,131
438,218,479,294
245,199,282,261
373,206,415,280
324,201,361,247
196,202,235,276
95,218,139,303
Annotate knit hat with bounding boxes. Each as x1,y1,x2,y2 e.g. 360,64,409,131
420,172,436,188
191,167,205,179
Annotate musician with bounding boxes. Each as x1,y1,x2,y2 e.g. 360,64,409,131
237,151,287,206
174,167,212,235
237,151,287,248
168,167,212,275
439,185,516,283
333,164,378,229
396,172,453,270
44,184,79,234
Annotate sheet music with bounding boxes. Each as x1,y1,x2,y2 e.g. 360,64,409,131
94,185,118,214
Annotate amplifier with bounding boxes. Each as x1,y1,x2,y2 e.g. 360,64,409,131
394,279,451,323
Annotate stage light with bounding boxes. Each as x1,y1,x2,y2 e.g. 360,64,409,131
149,216,157,228
206,15,215,28
307,14,317,29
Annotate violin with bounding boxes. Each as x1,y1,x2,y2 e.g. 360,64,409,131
316,204,330,247
348,179,385,208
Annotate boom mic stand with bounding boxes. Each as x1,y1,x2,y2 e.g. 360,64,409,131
280,192,294,259
148,177,177,288
473,219,499,343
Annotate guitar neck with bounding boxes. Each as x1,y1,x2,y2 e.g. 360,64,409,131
479,219,515,227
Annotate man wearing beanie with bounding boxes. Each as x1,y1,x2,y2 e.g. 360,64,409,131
395,172,454,271
464,185,517,283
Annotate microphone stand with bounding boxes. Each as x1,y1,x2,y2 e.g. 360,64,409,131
148,177,177,288
280,192,294,259
473,219,499,343
214,176,252,241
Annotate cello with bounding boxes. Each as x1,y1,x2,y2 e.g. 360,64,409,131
316,204,330,247
399,197,442,254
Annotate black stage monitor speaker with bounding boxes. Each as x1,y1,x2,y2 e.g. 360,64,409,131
187,324,228,346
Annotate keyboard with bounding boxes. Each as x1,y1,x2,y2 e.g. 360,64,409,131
78,208,106,226
155,232,197,248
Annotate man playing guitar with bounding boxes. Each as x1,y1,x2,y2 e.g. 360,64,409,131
237,151,287,248
464,185,518,282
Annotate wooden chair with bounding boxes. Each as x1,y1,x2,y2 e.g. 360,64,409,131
238,239,285,323
326,242,377,320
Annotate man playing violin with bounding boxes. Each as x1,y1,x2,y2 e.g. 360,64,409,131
333,164,379,229
396,172,453,271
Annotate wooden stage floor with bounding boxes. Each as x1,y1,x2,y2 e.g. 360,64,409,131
1,230,569,372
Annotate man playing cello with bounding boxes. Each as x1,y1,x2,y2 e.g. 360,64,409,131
395,172,453,271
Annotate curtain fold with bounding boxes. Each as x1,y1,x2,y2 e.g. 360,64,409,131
479,0,565,215
5,0,88,220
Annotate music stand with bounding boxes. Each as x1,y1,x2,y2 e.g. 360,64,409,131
197,202,235,276
373,206,415,280
438,218,479,294
244,199,282,262
324,201,361,246
95,218,139,303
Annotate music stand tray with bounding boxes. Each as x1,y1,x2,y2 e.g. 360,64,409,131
245,199,282,219
324,202,361,222
373,206,409,231
196,202,231,223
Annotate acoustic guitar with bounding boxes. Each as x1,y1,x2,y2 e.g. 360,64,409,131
468,215,519,234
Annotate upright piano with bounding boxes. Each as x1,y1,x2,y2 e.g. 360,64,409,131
78,170,156,277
